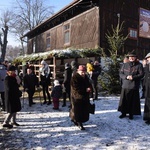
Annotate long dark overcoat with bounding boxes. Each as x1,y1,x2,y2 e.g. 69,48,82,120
69,73,91,123
5,75,21,113
143,64,150,120
63,67,72,93
118,61,144,115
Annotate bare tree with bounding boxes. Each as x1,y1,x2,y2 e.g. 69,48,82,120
0,10,14,61
10,0,54,54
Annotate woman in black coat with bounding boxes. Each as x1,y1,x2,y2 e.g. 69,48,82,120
3,65,21,129
118,51,144,120
70,65,91,130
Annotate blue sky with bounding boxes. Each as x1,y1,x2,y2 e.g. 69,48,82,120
0,0,73,46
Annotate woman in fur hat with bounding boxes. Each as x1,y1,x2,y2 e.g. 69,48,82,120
70,65,91,130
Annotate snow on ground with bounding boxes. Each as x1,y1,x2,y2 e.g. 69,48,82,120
0,95,150,150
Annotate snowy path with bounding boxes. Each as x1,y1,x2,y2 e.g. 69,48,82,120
0,96,150,150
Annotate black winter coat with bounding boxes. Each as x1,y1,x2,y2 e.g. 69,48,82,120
5,75,21,113
51,85,62,98
70,73,91,123
23,73,39,93
143,64,150,120
118,61,144,115
120,61,144,89
63,67,72,92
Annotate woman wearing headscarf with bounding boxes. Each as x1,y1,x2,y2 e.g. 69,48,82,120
2,65,21,129
118,50,144,120
39,60,51,105
70,65,91,130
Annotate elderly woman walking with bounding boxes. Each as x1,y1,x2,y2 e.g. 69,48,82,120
70,65,91,130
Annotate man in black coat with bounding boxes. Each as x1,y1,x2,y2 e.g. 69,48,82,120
118,51,144,120
143,53,150,124
62,63,72,107
90,60,101,100
23,67,39,107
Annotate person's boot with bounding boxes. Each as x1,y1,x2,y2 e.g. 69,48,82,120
145,120,150,125
129,114,133,120
119,113,126,119
62,102,66,107
43,101,47,104
77,122,85,130
47,101,51,105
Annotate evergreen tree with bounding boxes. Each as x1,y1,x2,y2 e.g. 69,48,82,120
99,22,128,94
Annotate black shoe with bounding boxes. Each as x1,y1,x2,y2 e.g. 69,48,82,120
47,101,51,105
43,101,47,104
119,114,126,119
129,115,133,120
77,122,85,130
11,122,20,126
62,104,66,107
31,102,36,105
145,120,150,125
3,124,13,129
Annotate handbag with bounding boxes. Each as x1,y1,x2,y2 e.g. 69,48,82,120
89,100,95,114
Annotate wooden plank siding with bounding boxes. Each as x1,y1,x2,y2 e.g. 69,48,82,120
70,7,99,49
27,7,99,53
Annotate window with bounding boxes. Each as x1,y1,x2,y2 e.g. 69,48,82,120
64,24,70,44
46,38,50,48
46,32,51,48
128,28,137,40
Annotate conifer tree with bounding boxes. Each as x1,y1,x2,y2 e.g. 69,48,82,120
99,22,128,94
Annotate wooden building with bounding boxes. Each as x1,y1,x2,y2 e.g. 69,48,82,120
23,0,150,60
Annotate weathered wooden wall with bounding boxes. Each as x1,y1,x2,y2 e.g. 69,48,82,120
27,7,99,53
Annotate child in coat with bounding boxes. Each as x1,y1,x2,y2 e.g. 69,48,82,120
51,80,62,110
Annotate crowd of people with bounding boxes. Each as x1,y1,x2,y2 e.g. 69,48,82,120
0,59,101,130
2,50,150,130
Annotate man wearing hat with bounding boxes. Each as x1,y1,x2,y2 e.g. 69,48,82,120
143,53,150,124
69,65,91,130
118,50,144,120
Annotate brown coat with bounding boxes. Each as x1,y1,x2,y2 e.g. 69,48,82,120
69,73,91,123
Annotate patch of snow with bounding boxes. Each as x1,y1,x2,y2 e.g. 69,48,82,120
0,95,149,150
